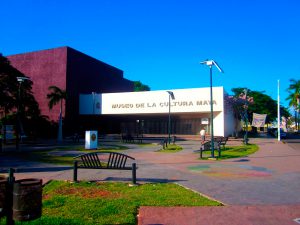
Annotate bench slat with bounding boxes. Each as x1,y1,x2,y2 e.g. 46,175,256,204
81,153,102,168
120,155,127,168
107,152,114,168
117,154,126,168
115,154,122,168
113,153,120,168
86,154,96,167
83,154,92,167
81,155,90,167
91,153,102,168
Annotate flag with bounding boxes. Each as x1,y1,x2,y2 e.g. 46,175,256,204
252,113,267,127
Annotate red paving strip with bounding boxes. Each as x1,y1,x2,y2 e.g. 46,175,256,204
138,205,300,225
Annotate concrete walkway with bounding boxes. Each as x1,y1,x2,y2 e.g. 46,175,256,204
1,137,300,224
136,138,300,225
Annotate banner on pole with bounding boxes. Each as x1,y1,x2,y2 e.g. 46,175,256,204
252,113,267,127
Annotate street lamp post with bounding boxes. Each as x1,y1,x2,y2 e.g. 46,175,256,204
297,97,300,131
277,80,281,141
136,120,140,137
243,89,249,144
200,60,224,158
16,77,30,151
167,91,175,144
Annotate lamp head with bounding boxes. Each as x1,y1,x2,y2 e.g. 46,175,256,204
167,91,175,100
17,77,31,83
200,60,214,66
200,59,224,73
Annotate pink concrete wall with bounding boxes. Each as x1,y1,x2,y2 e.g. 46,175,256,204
8,47,67,122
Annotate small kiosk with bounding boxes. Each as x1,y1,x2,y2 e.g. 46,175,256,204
85,130,98,149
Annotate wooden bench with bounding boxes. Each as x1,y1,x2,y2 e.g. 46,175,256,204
73,151,137,184
200,141,221,158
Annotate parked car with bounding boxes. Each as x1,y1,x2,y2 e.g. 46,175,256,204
274,129,287,139
268,128,287,139
280,130,287,138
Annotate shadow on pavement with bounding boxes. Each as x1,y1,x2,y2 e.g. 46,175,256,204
0,166,71,173
232,159,250,162
104,177,187,183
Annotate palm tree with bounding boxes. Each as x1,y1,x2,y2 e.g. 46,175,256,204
47,86,67,142
286,79,300,130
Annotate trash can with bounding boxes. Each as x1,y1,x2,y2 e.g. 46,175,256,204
12,178,42,221
0,175,8,218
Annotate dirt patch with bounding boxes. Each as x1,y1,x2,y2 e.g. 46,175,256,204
45,186,119,199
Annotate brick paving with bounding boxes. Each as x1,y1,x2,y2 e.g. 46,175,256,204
138,205,300,225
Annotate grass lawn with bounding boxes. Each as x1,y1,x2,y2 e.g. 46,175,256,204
0,181,222,225
156,144,183,153
1,144,129,165
200,144,259,160
123,142,155,147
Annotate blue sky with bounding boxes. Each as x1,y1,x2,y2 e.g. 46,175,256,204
1,0,299,108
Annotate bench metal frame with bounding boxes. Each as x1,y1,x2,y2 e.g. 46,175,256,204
73,151,137,184
200,141,221,158
214,136,228,149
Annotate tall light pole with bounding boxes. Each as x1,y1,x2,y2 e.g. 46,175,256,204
16,76,30,151
243,88,249,144
277,80,281,141
297,97,300,131
200,60,224,158
58,100,63,143
167,91,175,144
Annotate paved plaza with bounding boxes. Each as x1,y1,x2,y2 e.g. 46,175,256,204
1,136,300,224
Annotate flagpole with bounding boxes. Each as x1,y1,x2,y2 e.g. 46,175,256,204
277,80,280,141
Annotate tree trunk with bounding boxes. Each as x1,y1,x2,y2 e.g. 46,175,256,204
57,100,63,142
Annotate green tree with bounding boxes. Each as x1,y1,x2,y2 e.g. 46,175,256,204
226,89,254,139
231,87,290,124
47,86,67,142
0,54,22,114
133,81,150,91
0,54,40,144
286,79,300,130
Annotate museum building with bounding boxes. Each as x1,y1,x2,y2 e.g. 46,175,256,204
79,87,235,137
7,47,134,134
7,47,234,137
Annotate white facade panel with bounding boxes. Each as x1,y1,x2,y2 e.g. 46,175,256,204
78,87,235,137
214,112,225,137
101,87,224,114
